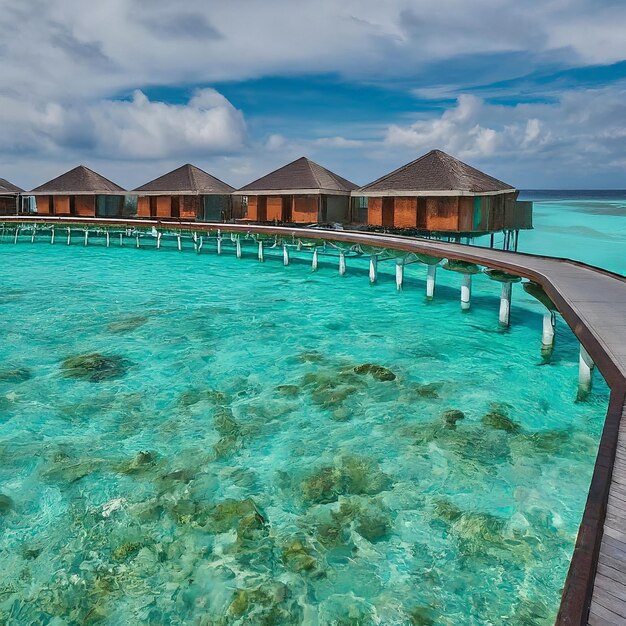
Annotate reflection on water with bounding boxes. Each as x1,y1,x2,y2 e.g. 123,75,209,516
0,240,609,625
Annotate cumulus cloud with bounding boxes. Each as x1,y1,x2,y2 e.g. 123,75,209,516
383,86,626,185
0,89,247,160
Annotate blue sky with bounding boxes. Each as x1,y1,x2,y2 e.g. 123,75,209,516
1,0,625,189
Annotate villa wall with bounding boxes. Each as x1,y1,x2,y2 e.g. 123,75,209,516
53,196,71,215
75,196,95,217
292,195,318,222
266,196,283,222
246,196,258,220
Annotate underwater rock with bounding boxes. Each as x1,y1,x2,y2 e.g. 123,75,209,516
442,409,465,429
275,384,300,397
442,259,480,275
112,542,142,561
481,409,521,433
60,353,132,383
302,467,341,505
214,407,240,437
301,456,392,505
106,315,149,334
0,367,32,383
0,493,13,514
411,383,442,399
334,497,392,543
228,582,299,623
332,407,350,422
353,363,396,382
297,350,325,363
281,538,317,572
177,388,230,409
202,498,266,535
408,606,437,625
116,451,157,475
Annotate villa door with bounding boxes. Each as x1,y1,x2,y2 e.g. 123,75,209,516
382,197,395,227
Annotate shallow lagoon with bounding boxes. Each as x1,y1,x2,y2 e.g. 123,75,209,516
0,235,610,625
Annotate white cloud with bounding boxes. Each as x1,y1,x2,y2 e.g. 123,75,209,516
382,86,626,186
0,89,247,160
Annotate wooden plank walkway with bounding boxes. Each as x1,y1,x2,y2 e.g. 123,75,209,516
1,216,626,625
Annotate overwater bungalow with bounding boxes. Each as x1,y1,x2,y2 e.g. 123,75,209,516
0,178,23,215
30,165,127,217
133,164,235,221
355,150,532,240
234,157,358,224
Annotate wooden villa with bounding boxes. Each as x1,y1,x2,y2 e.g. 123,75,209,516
0,178,23,215
234,157,358,224
133,164,235,221
355,150,532,236
30,165,127,217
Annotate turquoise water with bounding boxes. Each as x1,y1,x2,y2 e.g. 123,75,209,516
0,231,609,625
517,193,626,275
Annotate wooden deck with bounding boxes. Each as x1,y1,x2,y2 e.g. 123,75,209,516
2,216,626,625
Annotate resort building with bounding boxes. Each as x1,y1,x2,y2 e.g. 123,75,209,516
30,165,127,217
0,178,23,215
354,150,532,238
133,164,235,221
234,157,358,224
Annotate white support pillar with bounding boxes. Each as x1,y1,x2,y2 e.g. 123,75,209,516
192,232,198,253
578,344,595,397
156,232,161,249
339,251,346,276
84,230,89,246
14,227,19,244
426,264,437,300
258,241,264,262
198,236,203,253
283,245,289,266
395,258,404,291
217,235,222,255
236,237,242,258
369,255,378,283
461,274,472,310
542,312,555,348
31,227,36,243
50,227,55,245
106,231,110,248
66,228,71,246
136,234,140,248
312,248,318,271
177,235,182,251
120,233,124,246
499,282,512,326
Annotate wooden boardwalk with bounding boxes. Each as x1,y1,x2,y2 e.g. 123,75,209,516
1,216,626,625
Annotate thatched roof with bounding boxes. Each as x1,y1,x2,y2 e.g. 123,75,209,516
235,157,358,195
358,150,515,196
31,165,125,195
0,178,23,194
134,164,234,195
